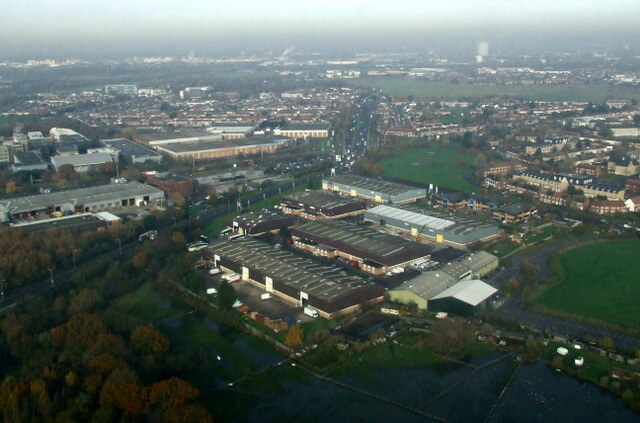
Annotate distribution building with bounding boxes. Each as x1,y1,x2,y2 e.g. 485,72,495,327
101,138,163,164
291,220,431,275
205,238,384,318
281,190,367,220
323,174,427,204
228,210,296,236
364,204,501,248
0,182,164,221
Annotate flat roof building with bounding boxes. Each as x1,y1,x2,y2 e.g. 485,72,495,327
275,122,331,139
291,220,431,275
208,123,257,138
364,204,501,248
205,238,384,318
389,265,498,314
51,152,115,173
281,190,367,220
0,182,164,221
154,135,291,160
323,174,427,204
102,138,163,164
440,251,499,281
228,210,296,236
12,151,48,173
8,212,120,233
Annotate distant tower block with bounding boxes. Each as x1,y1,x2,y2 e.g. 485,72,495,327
478,41,489,57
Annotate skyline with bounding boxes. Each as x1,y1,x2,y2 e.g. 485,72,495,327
2,1,640,59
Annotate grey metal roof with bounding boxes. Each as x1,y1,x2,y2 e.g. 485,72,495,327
158,135,290,153
51,152,114,168
294,220,430,259
325,174,422,196
208,238,375,303
441,251,498,279
281,122,331,131
102,138,161,158
0,182,163,215
392,271,457,300
283,190,365,209
365,204,500,238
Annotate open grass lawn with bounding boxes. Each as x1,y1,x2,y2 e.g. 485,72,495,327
351,78,640,102
535,240,640,329
380,145,477,192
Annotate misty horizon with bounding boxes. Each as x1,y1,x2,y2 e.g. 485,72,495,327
2,0,640,60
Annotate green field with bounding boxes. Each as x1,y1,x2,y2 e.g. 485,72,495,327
534,240,640,328
351,78,640,102
380,145,477,192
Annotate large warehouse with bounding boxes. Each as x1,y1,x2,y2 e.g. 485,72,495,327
281,190,367,220
0,182,164,221
364,204,501,248
440,251,499,280
102,138,163,164
153,135,291,160
275,122,331,139
228,210,296,236
389,271,497,315
205,238,384,318
323,174,427,204
291,220,431,275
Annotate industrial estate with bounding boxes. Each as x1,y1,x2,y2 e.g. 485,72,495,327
4,28,640,422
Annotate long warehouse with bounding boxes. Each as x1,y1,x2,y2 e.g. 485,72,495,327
291,220,432,275
281,190,367,220
205,238,384,318
323,174,427,204
0,182,164,221
364,204,501,247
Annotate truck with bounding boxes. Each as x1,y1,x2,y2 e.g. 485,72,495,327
303,306,319,318
138,230,158,242
260,292,274,300
205,288,218,295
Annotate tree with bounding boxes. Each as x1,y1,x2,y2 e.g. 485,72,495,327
132,251,149,269
216,281,236,310
130,324,170,359
99,368,148,418
426,317,474,355
171,231,187,246
285,324,304,348
5,181,16,195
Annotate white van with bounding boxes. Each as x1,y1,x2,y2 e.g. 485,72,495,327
208,268,221,275
260,293,274,300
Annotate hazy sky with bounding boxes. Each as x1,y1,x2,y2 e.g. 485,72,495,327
3,0,640,59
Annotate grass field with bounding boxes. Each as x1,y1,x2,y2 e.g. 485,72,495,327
350,78,640,102
534,240,640,328
380,145,477,192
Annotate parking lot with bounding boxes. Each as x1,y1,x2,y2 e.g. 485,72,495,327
204,270,313,323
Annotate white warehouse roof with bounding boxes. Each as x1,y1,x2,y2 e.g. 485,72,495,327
431,279,497,306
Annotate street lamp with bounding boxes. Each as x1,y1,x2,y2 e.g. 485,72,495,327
72,249,78,270
116,238,122,256
48,268,54,288
173,217,177,227
1,279,4,302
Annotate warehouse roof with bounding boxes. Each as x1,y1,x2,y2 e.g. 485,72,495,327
102,138,161,158
392,271,457,300
441,251,498,280
366,204,500,239
0,182,163,215
157,135,290,153
283,190,366,209
280,122,331,131
208,238,377,303
293,220,431,265
325,174,423,196
230,209,295,232
51,152,114,168
431,279,497,306
135,130,220,142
